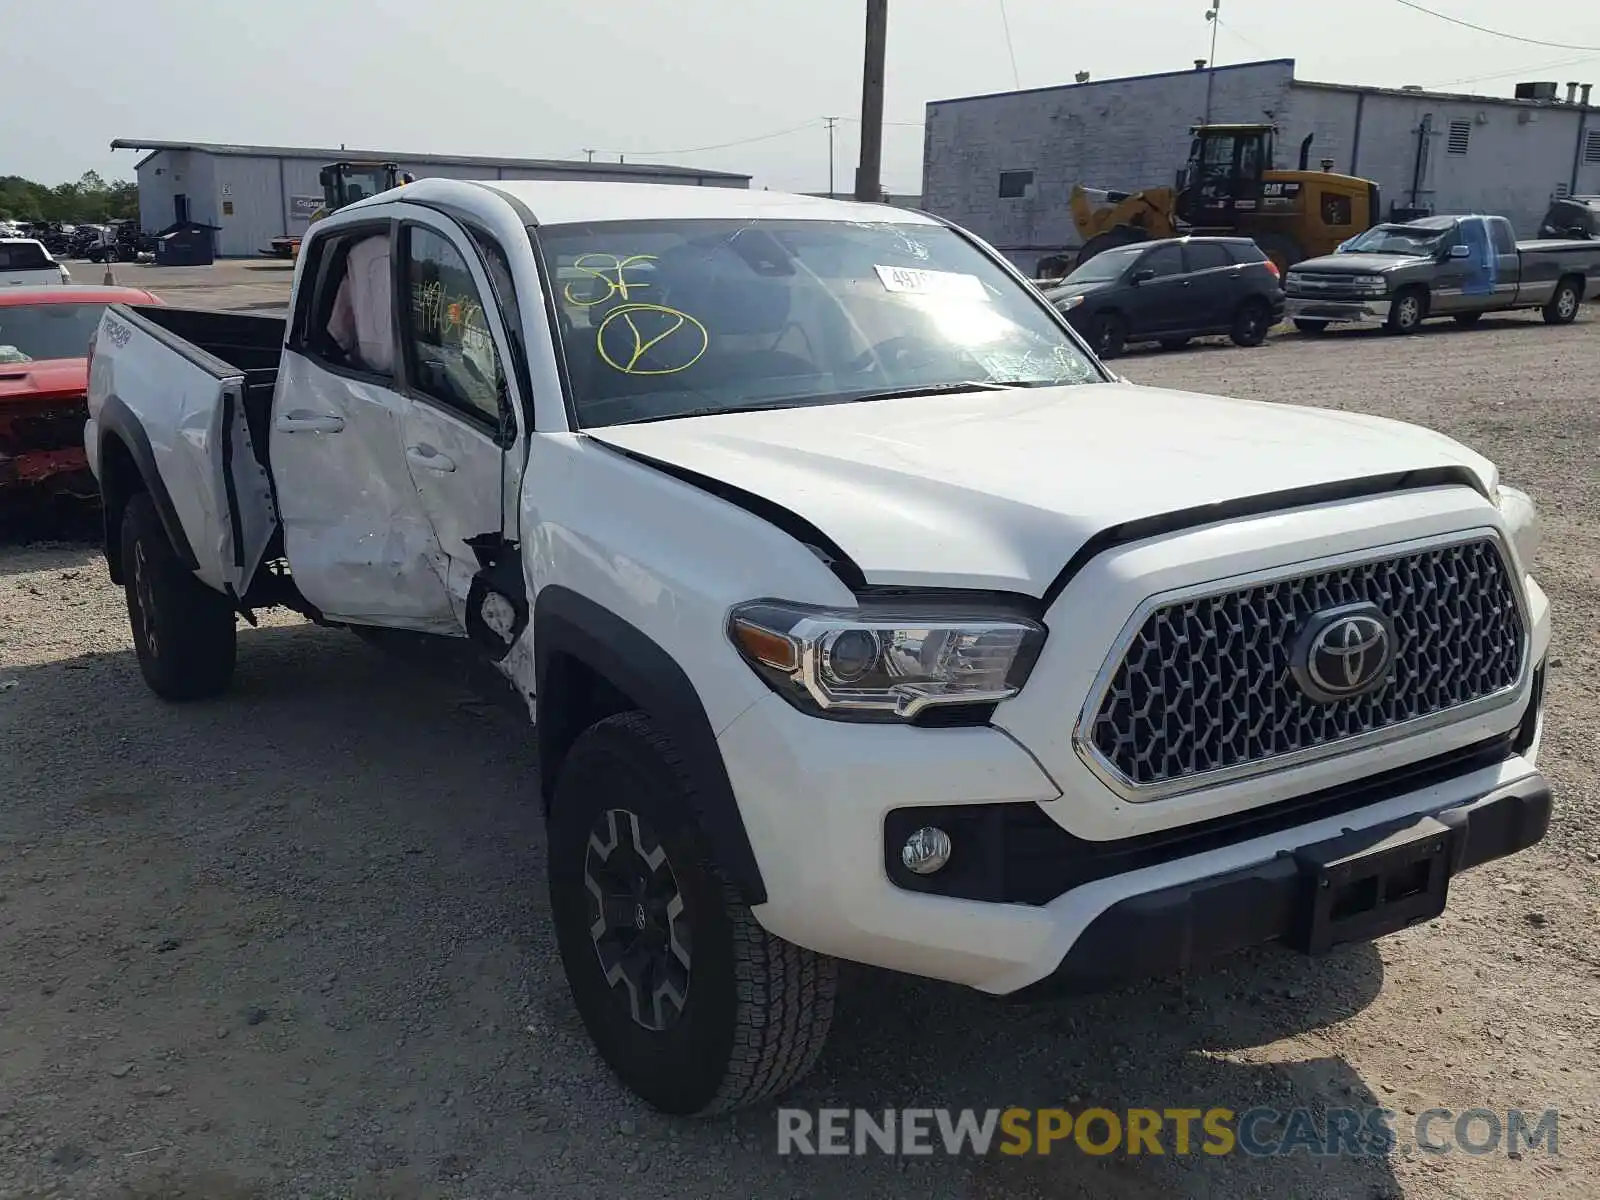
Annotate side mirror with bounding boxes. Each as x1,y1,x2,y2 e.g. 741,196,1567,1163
1130,268,1156,285
1448,243,1471,259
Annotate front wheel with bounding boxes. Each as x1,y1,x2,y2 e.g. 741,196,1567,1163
1385,289,1428,334
1543,278,1582,325
1088,312,1127,359
548,711,838,1114
120,492,236,700
1229,299,1272,347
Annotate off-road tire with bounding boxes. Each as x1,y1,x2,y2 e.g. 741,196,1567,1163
1292,319,1329,335
1542,278,1582,325
1229,298,1272,347
120,492,236,700
548,710,837,1115
1384,287,1428,334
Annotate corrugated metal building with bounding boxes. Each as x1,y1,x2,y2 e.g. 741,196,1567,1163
112,139,752,258
922,60,1600,275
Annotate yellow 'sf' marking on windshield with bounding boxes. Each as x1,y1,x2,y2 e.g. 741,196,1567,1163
565,253,659,307
596,303,709,375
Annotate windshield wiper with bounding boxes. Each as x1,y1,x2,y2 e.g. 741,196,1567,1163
842,380,1022,404
620,399,820,425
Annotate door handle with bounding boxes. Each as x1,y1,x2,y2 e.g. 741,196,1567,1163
406,445,456,473
275,411,345,434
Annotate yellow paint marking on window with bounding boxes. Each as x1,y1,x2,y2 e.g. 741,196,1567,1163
596,303,709,375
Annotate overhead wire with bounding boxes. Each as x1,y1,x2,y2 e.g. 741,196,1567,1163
595,120,824,160
1389,0,1600,52
998,0,1022,90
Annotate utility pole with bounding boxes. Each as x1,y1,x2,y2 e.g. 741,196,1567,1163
854,0,888,202
1202,1,1221,125
824,117,839,195
583,148,595,162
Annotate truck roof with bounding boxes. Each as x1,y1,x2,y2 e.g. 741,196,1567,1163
361,178,939,228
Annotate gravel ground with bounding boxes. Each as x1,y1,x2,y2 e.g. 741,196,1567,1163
1,287,1597,1198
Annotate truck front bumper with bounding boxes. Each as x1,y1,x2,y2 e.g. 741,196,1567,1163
722,675,1548,996
1286,295,1391,324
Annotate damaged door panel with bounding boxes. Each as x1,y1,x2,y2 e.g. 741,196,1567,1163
393,215,529,634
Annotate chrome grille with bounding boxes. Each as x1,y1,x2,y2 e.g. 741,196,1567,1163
1082,537,1526,796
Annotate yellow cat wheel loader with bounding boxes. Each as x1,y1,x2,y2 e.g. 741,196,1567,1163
1040,125,1380,277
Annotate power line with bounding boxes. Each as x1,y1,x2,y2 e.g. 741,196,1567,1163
1389,0,1600,52
998,0,1022,90
598,120,823,159
1213,16,1273,58
1425,53,1600,89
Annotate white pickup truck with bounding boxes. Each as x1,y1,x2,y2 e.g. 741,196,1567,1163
85,179,1552,1115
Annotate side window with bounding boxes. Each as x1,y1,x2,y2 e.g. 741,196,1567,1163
1186,243,1232,272
1226,242,1266,265
1321,192,1354,227
1490,219,1517,256
294,227,395,378
1141,244,1185,278
401,225,507,428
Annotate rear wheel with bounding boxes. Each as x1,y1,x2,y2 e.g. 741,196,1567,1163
1251,233,1305,276
1229,299,1272,347
1543,278,1582,325
1292,318,1329,335
1385,288,1428,334
120,492,236,700
1088,312,1127,359
549,712,837,1114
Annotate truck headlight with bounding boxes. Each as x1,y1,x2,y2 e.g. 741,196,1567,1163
1352,274,1387,293
728,600,1046,722
1054,295,1084,312
1498,485,1540,571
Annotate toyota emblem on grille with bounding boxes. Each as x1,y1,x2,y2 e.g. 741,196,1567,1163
1291,603,1396,704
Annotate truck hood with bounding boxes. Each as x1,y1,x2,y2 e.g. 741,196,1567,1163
0,357,87,405
1291,253,1429,274
588,383,1495,594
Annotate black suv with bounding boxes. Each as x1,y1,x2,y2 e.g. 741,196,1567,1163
1041,236,1285,358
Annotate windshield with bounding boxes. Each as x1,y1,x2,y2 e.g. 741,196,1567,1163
1341,223,1452,256
328,167,392,209
0,303,105,363
1064,244,1146,283
535,218,1102,428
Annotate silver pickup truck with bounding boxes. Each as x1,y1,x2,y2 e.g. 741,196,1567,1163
1283,214,1600,334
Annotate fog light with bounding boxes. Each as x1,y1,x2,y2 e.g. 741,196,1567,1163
901,826,952,875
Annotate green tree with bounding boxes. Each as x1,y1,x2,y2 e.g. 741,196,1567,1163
0,171,139,223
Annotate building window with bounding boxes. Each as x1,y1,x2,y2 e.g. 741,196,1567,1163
998,170,1034,199
1586,130,1600,163
1447,120,1472,156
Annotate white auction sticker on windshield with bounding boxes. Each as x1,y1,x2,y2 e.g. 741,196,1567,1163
874,265,989,301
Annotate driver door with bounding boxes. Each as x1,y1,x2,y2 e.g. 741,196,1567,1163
392,212,528,627
270,213,458,632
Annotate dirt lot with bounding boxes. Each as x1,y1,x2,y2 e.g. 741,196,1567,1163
2,270,1598,1198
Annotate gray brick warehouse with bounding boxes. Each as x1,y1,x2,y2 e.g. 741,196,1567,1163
111,139,751,259
921,59,1600,276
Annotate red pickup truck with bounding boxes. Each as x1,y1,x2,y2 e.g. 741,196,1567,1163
0,285,160,496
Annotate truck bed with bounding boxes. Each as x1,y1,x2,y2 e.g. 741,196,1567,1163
89,303,287,604
123,305,284,469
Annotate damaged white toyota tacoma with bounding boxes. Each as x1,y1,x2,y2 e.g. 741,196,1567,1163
85,180,1552,1115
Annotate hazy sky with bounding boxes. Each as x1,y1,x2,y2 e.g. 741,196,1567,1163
3,0,1597,192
